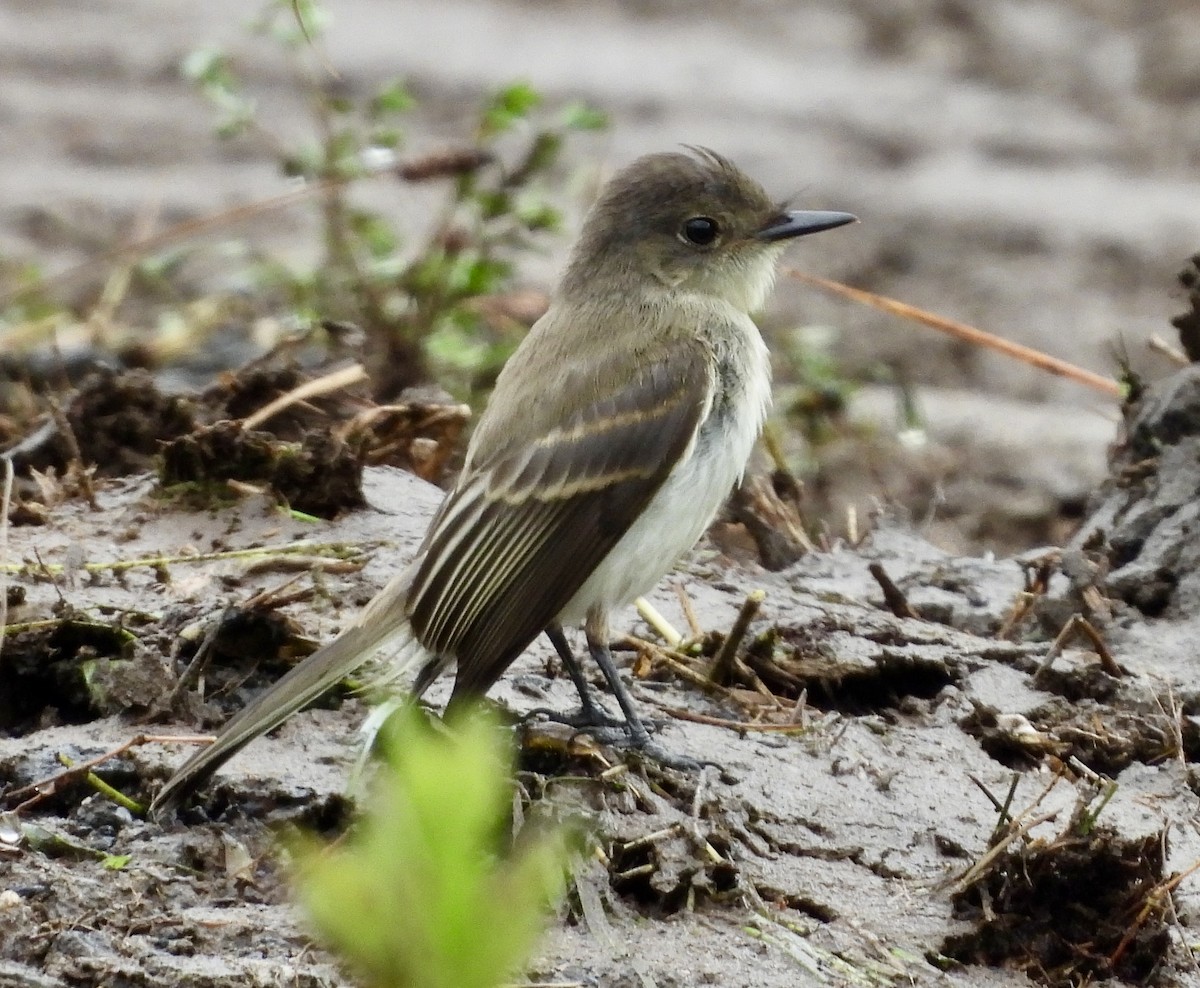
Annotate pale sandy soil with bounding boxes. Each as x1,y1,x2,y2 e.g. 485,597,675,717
2,2,1200,986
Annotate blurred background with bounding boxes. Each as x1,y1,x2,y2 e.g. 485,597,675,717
1,0,1198,552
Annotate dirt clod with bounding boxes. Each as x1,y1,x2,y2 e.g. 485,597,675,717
0,619,137,735
7,369,197,479
1171,254,1200,362
1072,364,1200,616
159,420,365,519
943,828,1169,987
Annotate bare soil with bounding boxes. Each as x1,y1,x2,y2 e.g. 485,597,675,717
3,1,1200,986
2,362,1200,988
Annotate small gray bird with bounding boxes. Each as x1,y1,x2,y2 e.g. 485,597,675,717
151,148,854,816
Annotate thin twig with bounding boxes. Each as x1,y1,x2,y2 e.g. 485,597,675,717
166,607,231,709
708,590,765,684
56,753,141,814
634,597,682,648
46,397,97,509
673,583,703,640
949,811,1060,893
290,0,341,79
1148,333,1190,367
5,733,214,811
658,706,810,734
784,268,1124,397
787,688,809,727
241,363,368,430
997,591,1038,640
1074,616,1124,677
1034,613,1124,682
1109,857,1200,968
620,636,733,700
845,504,859,546
0,457,10,659
969,772,1020,843
868,562,918,619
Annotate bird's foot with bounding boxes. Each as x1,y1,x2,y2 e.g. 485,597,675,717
527,713,705,773
522,701,628,732
617,736,706,774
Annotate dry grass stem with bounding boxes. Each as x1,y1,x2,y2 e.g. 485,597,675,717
868,562,918,619
634,596,682,647
1034,613,1123,683
241,363,368,430
997,591,1038,640
707,590,765,684
673,583,703,639
784,268,1124,397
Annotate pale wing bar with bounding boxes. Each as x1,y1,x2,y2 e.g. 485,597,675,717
405,348,711,697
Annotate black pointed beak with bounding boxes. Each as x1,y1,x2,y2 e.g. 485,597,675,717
756,209,857,242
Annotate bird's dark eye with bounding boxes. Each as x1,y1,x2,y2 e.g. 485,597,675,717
680,216,719,247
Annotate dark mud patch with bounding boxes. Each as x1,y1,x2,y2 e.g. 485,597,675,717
961,699,1195,776
159,603,324,724
0,619,139,734
606,821,741,917
749,646,956,716
4,357,468,531
2,368,197,478
159,420,366,519
943,828,1169,987
748,617,962,716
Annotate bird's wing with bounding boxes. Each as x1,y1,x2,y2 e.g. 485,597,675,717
406,339,712,696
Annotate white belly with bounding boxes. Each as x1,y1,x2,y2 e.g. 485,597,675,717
557,317,771,624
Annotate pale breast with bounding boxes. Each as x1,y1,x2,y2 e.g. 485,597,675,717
557,310,771,623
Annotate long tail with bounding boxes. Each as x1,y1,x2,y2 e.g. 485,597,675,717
150,566,424,818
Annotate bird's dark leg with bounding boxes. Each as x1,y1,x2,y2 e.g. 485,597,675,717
583,610,653,748
546,624,606,722
530,624,626,730
532,616,700,771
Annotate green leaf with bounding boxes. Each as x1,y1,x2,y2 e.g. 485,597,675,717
494,81,541,117
282,144,324,179
368,127,403,151
481,81,543,136
102,854,132,871
291,706,577,988
560,102,609,131
371,80,416,117
180,46,236,90
475,189,512,221
349,210,399,259
326,94,354,116
448,254,511,296
254,0,331,47
516,200,562,233
509,132,563,185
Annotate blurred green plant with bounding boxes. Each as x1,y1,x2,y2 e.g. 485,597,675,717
291,705,579,988
182,0,607,401
775,323,858,451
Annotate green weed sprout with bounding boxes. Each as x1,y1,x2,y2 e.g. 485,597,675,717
292,706,578,988
180,1,608,404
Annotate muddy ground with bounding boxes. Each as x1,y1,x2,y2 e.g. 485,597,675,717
3,0,1200,986
4,361,1200,988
